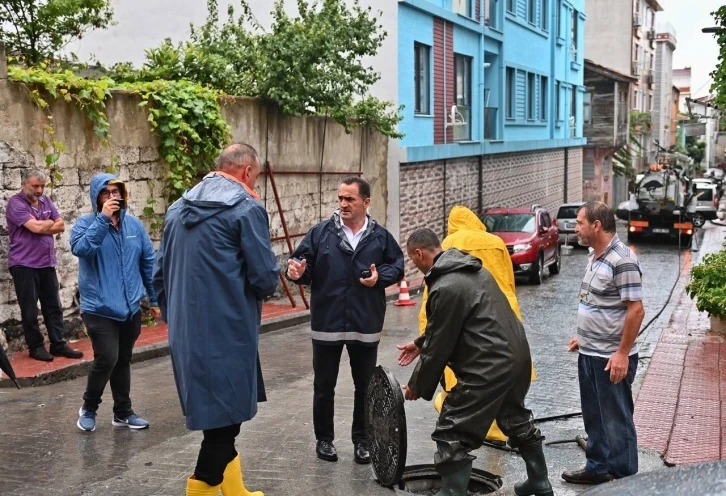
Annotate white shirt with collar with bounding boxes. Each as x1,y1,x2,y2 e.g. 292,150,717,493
341,216,369,250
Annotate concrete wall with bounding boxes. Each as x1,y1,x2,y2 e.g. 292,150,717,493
584,0,633,77
398,147,583,276
653,37,674,149
0,75,388,352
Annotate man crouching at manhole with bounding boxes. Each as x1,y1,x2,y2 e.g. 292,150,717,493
397,228,553,496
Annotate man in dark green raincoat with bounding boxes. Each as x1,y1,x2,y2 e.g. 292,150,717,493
153,143,280,496
397,228,553,496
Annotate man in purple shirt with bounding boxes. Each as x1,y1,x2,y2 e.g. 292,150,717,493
6,170,83,362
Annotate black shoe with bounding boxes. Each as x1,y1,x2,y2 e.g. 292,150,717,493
561,468,613,485
51,345,84,359
316,440,338,462
354,442,371,464
29,348,54,362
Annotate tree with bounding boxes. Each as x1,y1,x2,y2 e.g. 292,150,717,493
0,0,114,65
710,6,726,108
111,0,402,138
685,136,706,166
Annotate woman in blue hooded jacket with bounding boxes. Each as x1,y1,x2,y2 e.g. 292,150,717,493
71,173,159,432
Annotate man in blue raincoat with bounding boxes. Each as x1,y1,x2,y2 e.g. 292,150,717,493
153,143,279,496
72,173,160,433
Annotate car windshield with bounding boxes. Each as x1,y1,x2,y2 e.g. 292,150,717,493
480,214,536,233
557,206,580,219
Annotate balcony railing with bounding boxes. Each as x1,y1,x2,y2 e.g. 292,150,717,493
485,107,498,140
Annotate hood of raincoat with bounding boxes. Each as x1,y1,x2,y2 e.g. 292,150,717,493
427,248,482,282
179,173,250,228
89,173,128,213
447,206,487,236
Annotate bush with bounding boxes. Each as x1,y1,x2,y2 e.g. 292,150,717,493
686,245,726,317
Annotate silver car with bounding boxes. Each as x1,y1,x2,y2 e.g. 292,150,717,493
556,202,585,244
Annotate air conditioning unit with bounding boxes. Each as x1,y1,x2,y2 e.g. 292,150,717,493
633,13,642,27
446,105,466,128
632,62,641,76
647,29,656,40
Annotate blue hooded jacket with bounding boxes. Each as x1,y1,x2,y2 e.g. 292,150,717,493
71,173,158,321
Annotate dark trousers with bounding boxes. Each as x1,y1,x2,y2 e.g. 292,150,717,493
10,266,67,352
433,358,541,475
312,342,378,444
82,312,141,418
579,353,639,479
194,423,241,486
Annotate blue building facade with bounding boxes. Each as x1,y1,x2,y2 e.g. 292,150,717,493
395,0,586,253
398,0,586,159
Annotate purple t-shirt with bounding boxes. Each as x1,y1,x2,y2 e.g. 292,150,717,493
6,192,61,268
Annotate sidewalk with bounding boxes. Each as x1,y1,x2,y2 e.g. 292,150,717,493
1,278,423,388
634,223,726,465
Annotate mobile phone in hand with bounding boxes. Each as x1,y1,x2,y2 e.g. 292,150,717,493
360,269,372,279
116,199,126,209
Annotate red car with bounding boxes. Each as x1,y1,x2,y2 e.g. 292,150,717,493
479,205,561,284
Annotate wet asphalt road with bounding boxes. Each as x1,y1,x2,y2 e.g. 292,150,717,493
0,223,688,496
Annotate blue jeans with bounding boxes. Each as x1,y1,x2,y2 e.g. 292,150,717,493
578,353,638,479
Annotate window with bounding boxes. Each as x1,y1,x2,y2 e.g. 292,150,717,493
556,0,563,37
619,89,628,126
540,76,548,121
542,212,552,228
583,91,592,124
528,0,537,24
452,0,472,16
555,81,562,120
506,67,516,119
527,72,536,120
454,55,472,141
570,9,578,60
541,0,548,30
570,88,576,136
507,0,515,13
648,94,653,111
414,43,430,115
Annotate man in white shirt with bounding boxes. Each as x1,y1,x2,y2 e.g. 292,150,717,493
286,177,404,465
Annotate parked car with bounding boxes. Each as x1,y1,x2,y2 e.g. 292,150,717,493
479,205,560,284
555,202,585,245
690,182,719,227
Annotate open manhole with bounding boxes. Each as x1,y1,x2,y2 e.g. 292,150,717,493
364,366,502,495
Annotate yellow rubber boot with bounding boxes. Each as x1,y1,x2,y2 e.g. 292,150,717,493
186,475,220,496
220,455,263,496
485,420,508,443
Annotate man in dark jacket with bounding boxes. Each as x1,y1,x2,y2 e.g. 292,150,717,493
398,228,552,496
71,173,159,433
153,143,279,496
286,176,404,464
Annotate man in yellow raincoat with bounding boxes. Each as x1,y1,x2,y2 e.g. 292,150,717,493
418,205,536,444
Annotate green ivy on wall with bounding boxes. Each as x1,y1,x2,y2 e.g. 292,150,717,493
8,66,231,215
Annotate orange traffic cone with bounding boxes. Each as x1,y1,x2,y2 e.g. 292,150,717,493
394,278,417,306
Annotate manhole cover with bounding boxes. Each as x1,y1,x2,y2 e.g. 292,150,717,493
365,365,407,487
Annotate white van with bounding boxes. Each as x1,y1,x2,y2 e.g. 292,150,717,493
691,182,719,227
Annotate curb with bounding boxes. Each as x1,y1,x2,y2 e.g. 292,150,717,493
3,290,412,388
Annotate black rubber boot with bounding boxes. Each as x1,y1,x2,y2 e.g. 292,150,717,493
435,461,473,496
514,440,554,496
